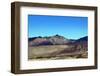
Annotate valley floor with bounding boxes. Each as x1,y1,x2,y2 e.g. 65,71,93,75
28,45,88,60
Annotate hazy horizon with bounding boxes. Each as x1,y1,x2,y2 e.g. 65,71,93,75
28,15,88,39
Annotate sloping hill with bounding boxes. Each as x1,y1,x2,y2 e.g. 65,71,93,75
28,34,73,46
28,35,88,60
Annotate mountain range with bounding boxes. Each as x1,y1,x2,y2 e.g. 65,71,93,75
28,35,88,59
28,34,88,46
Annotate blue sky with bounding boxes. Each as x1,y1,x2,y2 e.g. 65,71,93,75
28,15,88,39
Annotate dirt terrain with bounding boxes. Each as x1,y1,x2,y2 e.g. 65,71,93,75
28,45,87,60
28,35,88,60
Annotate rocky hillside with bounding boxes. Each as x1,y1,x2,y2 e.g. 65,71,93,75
29,35,87,46
28,34,75,46
28,35,88,60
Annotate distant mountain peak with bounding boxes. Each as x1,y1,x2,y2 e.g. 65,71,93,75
54,34,61,37
51,34,67,39
76,36,88,42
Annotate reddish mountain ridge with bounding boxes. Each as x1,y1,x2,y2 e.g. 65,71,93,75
28,35,87,47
